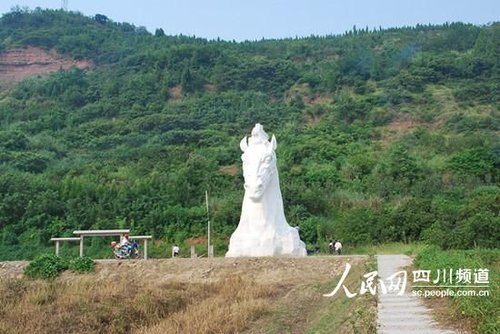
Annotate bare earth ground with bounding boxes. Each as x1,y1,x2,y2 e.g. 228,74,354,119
0,46,93,83
93,255,367,284
0,261,27,279
0,256,366,284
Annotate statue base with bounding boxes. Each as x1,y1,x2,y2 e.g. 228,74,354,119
226,223,307,257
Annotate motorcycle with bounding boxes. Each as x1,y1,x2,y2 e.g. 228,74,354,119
111,240,141,259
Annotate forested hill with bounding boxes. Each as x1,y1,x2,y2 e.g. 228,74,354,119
0,8,498,259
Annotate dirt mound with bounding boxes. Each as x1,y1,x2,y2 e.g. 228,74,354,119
91,256,366,284
0,256,366,284
0,46,94,83
0,261,27,279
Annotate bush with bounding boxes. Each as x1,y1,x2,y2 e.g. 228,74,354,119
24,254,69,279
68,256,95,273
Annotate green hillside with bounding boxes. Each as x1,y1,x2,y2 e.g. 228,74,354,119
0,8,498,259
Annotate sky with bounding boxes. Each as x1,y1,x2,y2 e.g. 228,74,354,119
0,0,498,41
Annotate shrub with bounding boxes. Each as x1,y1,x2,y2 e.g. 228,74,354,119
68,256,95,273
24,254,69,279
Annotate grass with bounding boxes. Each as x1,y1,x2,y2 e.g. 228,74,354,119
414,246,499,334
256,257,377,334
303,256,377,334
344,242,427,256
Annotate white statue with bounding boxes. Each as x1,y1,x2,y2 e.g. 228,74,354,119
226,124,307,257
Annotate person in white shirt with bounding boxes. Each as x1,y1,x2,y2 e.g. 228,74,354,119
172,245,180,257
119,233,131,247
334,240,342,255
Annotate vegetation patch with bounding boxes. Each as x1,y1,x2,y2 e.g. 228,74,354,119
414,246,499,334
24,254,96,279
68,256,95,273
0,10,498,260
23,254,69,279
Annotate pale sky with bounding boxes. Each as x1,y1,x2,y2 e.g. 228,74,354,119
0,0,498,41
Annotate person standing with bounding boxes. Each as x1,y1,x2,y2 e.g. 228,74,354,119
334,240,342,255
172,244,180,257
328,240,334,254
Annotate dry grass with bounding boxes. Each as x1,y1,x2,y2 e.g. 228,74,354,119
0,256,372,334
0,275,276,334
0,277,189,333
138,276,276,334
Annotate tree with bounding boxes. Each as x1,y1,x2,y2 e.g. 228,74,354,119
335,208,379,246
447,148,496,182
388,145,421,184
155,28,165,37
94,14,109,25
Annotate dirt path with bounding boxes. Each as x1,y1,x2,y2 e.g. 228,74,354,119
377,255,456,334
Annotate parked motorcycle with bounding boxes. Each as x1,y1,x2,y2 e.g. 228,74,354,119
111,240,141,259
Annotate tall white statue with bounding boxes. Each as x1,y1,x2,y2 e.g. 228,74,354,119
226,124,307,257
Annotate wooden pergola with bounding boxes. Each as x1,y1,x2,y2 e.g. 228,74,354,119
50,229,152,259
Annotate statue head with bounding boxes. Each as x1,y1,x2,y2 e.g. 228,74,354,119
240,124,277,201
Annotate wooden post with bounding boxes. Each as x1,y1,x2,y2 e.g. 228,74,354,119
206,190,211,259
143,239,148,260
50,237,80,256
208,245,214,258
191,245,196,258
79,236,84,257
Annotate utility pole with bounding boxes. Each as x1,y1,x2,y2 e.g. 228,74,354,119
205,190,212,257
61,0,68,11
